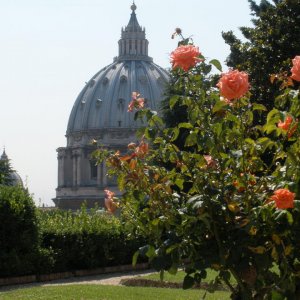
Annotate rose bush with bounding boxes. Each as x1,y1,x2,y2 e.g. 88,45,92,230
95,38,300,299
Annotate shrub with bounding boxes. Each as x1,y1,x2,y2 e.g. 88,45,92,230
38,208,145,273
0,186,39,277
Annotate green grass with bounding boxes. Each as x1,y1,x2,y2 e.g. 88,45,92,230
0,284,230,300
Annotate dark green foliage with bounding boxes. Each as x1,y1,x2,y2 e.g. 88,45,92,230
161,61,219,150
0,186,39,277
37,208,145,273
0,159,14,186
223,0,300,112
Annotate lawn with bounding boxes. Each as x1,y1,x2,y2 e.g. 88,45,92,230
0,284,230,300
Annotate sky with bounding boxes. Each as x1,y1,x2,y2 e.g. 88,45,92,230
0,0,256,206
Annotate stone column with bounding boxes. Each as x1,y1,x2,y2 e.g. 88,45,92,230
126,40,130,54
72,149,82,187
142,40,145,55
72,153,77,187
137,40,141,55
77,150,82,186
57,148,66,187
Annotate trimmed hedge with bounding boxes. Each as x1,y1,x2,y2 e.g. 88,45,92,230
0,192,144,278
37,208,145,273
0,186,39,277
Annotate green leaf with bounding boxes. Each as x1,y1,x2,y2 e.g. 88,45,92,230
209,59,223,72
212,100,227,113
144,127,157,139
183,275,195,289
166,244,178,254
146,245,156,258
263,124,278,135
169,96,180,109
178,122,193,129
271,290,285,300
175,178,184,190
252,103,267,111
170,128,180,142
212,122,223,137
256,137,275,152
185,132,197,147
286,211,293,225
266,108,280,124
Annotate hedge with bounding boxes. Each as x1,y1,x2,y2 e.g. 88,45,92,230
0,186,39,277
37,208,145,274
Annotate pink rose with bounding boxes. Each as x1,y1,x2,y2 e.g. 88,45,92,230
291,56,300,82
170,45,202,72
217,70,249,101
128,92,145,112
104,189,117,213
203,155,217,169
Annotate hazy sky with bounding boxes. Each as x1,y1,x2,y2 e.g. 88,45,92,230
0,0,255,206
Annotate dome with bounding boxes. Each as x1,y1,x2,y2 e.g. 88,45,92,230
0,149,23,187
67,60,168,135
54,3,169,210
66,3,169,147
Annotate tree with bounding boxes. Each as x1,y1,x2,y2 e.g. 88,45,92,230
0,158,14,186
222,0,300,112
0,186,39,276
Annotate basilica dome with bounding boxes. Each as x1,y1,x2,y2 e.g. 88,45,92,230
54,3,169,210
66,4,169,147
0,149,23,187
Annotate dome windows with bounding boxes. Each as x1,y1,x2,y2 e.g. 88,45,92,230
96,98,103,107
120,75,127,83
89,79,96,87
102,77,109,85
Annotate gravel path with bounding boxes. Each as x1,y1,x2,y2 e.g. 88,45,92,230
0,270,155,292
43,270,154,286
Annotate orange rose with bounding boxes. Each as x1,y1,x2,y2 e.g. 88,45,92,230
291,55,300,82
170,45,202,72
270,188,295,209
277,115,298,138
217,70,249,101
104,189,117,213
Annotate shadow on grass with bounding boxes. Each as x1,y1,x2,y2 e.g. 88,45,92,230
121,277,228,291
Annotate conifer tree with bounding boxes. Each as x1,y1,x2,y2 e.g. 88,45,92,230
0,158,14,186
222,0,300,111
